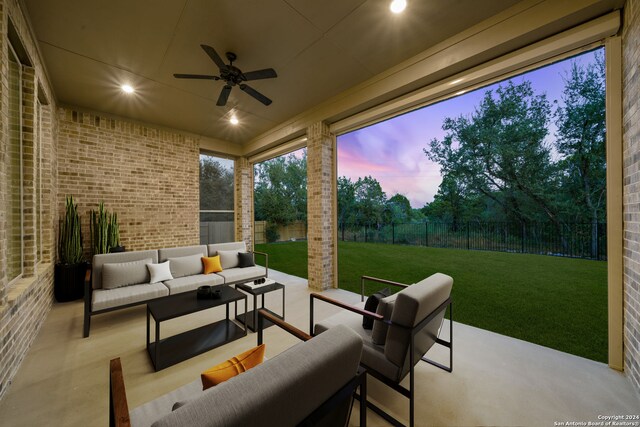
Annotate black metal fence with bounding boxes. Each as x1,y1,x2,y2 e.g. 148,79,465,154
339,222,607,260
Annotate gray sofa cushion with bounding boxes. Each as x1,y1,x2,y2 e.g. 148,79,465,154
207,242,246,256
158,245,207,263
102,258,153,290
92,250,158,290
371,293,398,345
163,274,224,295
151,324,363,427
166,254,203,278
385,273,453,376
217,250,239,269
215,266,266,284
92,282,169,311
315,302,401,381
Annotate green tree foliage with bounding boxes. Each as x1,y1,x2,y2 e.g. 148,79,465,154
425,80,563,227
200,156,234,211
353,176,387,227
254,152,307,226
555,51,606,224
424,52,606,230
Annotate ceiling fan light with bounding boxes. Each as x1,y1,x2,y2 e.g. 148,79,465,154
390,0,407,14
230,115,239,125
121,84,134,94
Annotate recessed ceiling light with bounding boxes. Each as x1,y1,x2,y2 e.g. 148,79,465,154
449,78,464,85
455,90,467,96
230,114,239,125
121,84,134,94
390,0,407,14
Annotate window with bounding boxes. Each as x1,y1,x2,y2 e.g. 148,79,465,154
199,153,234,244
7,44,23,283
36,100,43,263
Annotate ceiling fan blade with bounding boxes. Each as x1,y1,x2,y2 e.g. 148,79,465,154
242,68,278,81
173,73,220,80
217,85,232,106
239,84,272,106
200,44,227,70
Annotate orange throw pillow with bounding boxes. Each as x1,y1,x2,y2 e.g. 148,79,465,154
201,344,266,390
202,256,222,274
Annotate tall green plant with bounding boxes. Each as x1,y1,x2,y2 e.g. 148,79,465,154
59,196,83,265
108,212,120,249
90,202,110,255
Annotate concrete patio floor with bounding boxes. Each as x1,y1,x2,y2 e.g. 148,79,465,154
0,269,638,426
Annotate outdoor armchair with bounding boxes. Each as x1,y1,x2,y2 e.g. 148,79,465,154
310,273,453,427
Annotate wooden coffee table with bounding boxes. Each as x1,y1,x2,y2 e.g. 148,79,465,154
146,285,247,371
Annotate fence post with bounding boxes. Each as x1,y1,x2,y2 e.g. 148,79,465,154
392,223,395,245
466,222,470,250
425,222,428,247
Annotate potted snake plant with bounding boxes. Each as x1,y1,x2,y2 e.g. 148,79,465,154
90,202,125,255
54,196,87,302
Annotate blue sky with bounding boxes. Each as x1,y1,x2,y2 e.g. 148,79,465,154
337,48,603,208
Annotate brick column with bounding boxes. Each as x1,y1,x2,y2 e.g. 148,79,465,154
307,122,337,291
234,157,254,251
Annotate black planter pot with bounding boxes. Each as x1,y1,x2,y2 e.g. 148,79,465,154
110,245,126,253
54,262,88,302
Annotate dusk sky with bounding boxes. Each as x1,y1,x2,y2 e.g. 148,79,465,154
337,48,602,208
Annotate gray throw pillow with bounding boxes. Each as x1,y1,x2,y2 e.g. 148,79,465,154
167,254,203,278
217,250,239,269
102,258,152,289
371,293,398,345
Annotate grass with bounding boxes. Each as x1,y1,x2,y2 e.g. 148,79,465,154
255,241,608,363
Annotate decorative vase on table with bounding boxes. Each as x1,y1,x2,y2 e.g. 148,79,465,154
54,196,87,302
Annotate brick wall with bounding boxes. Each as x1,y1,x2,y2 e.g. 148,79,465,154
306,122,336,291
57,108,200,255
622,0,640,394
0,0,58,402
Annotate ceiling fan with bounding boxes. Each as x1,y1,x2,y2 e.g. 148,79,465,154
174,44,277,107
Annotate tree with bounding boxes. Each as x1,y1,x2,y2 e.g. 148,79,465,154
554,52,606,256
200,156,234,212
353,176,387,227
425,80,561,227
337,177,357,231
254,151,307,226
385,193,413,224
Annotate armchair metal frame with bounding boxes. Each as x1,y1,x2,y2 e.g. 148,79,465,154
310,276,453,427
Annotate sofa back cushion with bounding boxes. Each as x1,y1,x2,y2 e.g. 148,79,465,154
385,273,453,376
207,242,247,257
92,250,158,290
166,254,203,278
151,324,363,427
217,250,239,269
158,245,208,263
102,258,153,290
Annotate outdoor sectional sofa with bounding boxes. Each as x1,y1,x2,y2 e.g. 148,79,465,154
83,242,268,337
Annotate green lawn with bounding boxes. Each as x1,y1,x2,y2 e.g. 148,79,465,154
256,241,608,363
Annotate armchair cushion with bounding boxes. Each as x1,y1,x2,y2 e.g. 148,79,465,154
371,293,398,345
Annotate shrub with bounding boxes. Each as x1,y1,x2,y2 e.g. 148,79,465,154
266,223,280,243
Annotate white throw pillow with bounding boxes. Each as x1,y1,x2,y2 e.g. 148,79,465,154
147,261,174,283
217,250,239,269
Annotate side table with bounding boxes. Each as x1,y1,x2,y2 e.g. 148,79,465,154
235,281,285,332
